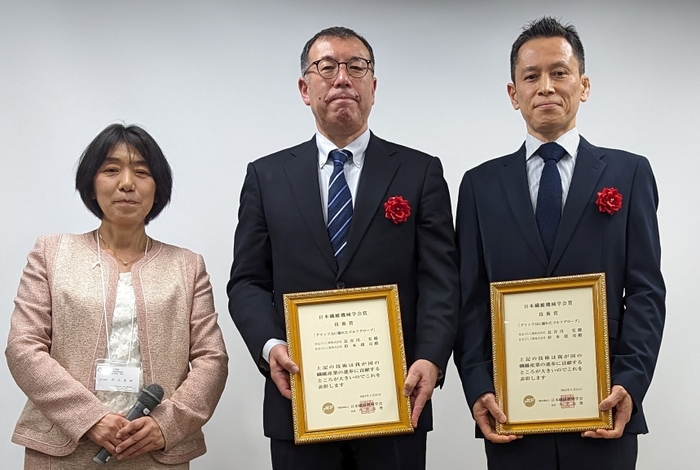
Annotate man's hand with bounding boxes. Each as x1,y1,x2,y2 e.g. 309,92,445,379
403,359,439,428
269,344,299,400
114,416,165,459
472,393,521,443
85,413,128,455
582,385,632,439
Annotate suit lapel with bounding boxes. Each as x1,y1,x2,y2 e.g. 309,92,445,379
500,145,549,270
547,137,606,274
339,134,400,277
284,137,338,273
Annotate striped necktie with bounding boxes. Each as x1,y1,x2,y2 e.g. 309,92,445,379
535,142,566,259
327,149,353,263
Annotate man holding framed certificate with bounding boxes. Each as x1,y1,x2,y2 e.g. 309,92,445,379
454,17,665,470
227,26,458,470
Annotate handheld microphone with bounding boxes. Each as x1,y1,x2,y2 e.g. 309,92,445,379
93,383,164,465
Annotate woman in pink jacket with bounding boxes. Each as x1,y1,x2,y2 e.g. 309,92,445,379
6,124,228,469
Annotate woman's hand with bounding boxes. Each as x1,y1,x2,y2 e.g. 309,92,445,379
114,416,165,459
85,414,128,455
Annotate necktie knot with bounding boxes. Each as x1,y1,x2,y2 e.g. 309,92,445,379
330,149,351,166
537,142,566,163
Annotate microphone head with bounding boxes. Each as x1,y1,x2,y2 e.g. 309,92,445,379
139,384,164,410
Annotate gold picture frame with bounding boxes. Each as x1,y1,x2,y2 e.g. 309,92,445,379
491,273,612,434
284,284,413,444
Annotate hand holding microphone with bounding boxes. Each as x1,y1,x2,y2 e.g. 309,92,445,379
93,384,164,464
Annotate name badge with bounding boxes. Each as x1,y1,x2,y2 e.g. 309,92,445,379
95,360,142,393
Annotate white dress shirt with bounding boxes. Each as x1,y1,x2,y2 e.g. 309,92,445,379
316,129,369,222
525,127,580,211
262,129,371,363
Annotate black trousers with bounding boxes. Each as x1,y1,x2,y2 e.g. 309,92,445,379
484,432,638,470
271,432,427,470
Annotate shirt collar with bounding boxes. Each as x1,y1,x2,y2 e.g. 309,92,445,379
316,128,370,169
525,127,580,161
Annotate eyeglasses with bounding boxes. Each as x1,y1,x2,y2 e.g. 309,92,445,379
304,57,373,79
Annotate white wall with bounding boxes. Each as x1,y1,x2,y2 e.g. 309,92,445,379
1,1,697,468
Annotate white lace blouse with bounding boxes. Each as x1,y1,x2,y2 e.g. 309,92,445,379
95,273,144,414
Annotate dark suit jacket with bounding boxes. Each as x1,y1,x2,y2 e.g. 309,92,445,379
228,133,459,440
454,136,665,435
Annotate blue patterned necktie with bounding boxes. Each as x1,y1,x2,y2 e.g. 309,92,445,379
535,142,566,259
327,149,353,263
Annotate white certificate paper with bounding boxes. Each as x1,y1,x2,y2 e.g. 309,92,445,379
297,297,399,431
503,287,599,423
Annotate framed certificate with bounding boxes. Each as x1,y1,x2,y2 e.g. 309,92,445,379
491,273,613,434
283,285,413,444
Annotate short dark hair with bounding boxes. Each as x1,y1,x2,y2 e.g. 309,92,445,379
300,26,375,73
75,123,173,224
510,17,585,82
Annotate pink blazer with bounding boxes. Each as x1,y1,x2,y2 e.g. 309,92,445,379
5,233,228,465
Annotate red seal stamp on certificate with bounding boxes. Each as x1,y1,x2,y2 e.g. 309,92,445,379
359,400,376,414
559,394,576,409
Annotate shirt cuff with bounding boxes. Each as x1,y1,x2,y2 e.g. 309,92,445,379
262,338,287,363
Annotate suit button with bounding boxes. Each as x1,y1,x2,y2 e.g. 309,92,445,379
336,282,345,289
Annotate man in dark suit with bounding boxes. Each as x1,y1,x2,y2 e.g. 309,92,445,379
454,17,665,470
228,26,458,470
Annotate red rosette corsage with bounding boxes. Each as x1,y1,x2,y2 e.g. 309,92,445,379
596,187,622,215
384,196,411,224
